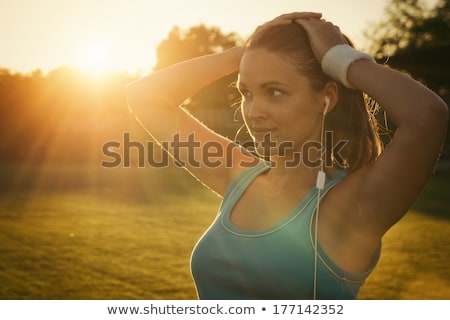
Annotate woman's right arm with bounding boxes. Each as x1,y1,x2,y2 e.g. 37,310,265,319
125,47,259,196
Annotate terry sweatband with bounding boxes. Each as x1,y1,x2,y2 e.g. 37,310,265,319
321,44,375,89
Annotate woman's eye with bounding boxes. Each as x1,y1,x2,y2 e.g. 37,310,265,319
272,89,282,96
269,89,283,97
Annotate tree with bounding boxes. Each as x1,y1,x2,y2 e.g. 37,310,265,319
365,0,450,93
154,24,242,70
364,0,450,163
0,67,134,164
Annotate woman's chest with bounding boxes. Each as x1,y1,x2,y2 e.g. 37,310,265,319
229,182,313,231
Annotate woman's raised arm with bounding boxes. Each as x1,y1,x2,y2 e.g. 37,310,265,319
125,47,257,196
297,16,449,237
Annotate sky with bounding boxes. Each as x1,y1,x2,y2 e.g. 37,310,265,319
0,0,419,74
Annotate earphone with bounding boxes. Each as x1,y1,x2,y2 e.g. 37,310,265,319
316,96,330,189
323,96,330,115
313,95,330,299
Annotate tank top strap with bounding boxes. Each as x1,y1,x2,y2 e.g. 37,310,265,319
222,161,271,204
319,170,347,199
223,163,346,208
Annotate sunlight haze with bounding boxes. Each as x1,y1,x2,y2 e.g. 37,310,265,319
0,0,425,74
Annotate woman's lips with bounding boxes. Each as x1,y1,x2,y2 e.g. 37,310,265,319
251,128,276,139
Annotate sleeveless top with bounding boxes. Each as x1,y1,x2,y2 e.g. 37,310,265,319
190,161,380,299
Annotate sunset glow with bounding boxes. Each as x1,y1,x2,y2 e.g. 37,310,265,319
80,43,112,74
1,0,439,74
0,0,397,74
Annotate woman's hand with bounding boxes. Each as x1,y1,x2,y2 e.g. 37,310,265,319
295,18,348,63
253,12,322,36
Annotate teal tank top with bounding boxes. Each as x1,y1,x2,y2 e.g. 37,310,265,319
190,161,380,299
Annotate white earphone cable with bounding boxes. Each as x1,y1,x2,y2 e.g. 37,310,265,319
313,98,329,299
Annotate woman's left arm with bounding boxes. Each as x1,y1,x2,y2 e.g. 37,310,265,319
298,16,448,236
348,59,448,234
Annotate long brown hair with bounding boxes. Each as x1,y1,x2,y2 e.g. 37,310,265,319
244,22,382,172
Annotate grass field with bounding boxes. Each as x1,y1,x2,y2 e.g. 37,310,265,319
0,164,449,299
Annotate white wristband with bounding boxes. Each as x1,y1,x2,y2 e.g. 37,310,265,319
321,44,375,89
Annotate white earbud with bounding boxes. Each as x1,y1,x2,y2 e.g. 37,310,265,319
323,96,330,115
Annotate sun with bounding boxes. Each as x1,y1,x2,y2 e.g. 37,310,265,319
79,42,112,74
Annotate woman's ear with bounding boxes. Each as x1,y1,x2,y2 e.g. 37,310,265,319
322,81,339,114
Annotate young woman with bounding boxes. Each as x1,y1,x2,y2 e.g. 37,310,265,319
125,12,448,299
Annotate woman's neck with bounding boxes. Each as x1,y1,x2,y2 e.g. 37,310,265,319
265,153,339,191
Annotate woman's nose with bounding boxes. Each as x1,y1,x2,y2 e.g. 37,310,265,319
245,99,267,120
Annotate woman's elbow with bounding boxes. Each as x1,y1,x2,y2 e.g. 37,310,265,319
404,95,449,142
429,96,449,133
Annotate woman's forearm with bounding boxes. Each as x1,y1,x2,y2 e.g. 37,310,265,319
347,59,448,131
125,46,244,110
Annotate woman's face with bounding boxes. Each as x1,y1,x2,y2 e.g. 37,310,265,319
238,48,324,158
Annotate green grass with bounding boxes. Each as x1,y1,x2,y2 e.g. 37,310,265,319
359,211,450,299
0,164,449,299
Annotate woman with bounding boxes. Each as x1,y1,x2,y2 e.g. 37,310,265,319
125,12,448,299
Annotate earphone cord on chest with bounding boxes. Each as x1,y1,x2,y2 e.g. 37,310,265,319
313,102,328,300
313,181,323,300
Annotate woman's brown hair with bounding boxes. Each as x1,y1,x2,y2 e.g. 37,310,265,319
244,22,382,172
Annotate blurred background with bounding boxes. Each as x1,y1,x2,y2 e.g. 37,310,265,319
0,0,449,299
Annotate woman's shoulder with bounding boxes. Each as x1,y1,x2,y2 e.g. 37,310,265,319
223,160,270,199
